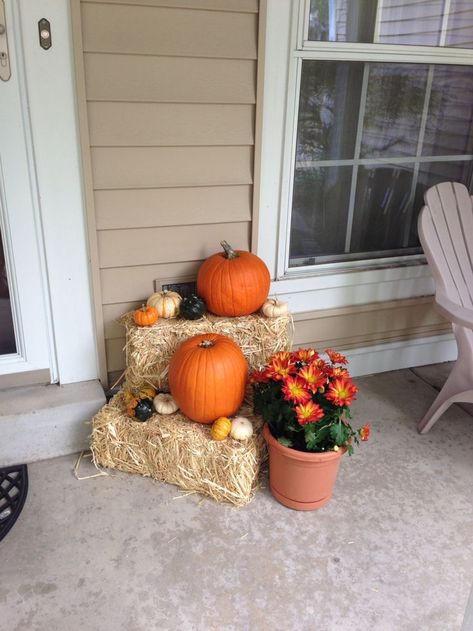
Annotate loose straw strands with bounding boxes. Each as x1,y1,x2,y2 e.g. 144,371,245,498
120,312,293,391
91,392,267,507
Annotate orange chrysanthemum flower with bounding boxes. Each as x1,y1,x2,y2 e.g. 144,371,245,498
295,400,325,425
359,424,371,442
325,348,348,365
298,364,326,393
331,366,349,378
281,376,311,404
250,369,269,384
292,348,318,364
326,377,358,406
267,354,294,381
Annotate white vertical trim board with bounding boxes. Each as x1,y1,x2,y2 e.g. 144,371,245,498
18,0,98,383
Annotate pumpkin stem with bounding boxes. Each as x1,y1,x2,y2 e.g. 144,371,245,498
220,240,239,260
199,340,214,348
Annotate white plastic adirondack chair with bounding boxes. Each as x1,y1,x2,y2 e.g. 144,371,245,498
417,181,473,434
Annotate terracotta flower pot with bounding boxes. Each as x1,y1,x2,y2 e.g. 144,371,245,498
263,424,346,511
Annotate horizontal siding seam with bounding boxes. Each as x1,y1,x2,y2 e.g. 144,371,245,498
83,50,257,61
93,182,253,191
81,1,258,14
96,218,251,232
94,183,252,192
86,100,257,105
89,144,254,149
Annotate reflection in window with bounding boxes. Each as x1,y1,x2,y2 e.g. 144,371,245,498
296,61,363,162
361,64,428,159
423,66,473,156
0,233,16,355
308,0,473,49
290,166,352,261
289,61,473,267
351,164,414,254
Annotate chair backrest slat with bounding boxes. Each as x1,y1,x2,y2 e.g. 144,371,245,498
421,182,473,309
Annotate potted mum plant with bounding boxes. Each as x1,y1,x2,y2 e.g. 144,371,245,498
252,348,369,511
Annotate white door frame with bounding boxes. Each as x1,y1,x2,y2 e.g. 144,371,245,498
1,0,99,385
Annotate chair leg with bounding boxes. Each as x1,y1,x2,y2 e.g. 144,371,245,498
418,358,473,434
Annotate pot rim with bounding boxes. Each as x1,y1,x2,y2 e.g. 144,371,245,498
263,423,347,462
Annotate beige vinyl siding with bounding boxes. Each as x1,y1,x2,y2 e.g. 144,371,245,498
78,0,257,382
88,103,254,147
293,297,450,350
95,185,252,230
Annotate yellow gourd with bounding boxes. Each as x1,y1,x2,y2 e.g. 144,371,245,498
211,416,232,441
139,386,157,400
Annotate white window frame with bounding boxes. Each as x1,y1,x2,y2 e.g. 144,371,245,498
255,0,473,312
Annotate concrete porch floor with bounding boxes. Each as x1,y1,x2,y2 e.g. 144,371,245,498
1,364,473,631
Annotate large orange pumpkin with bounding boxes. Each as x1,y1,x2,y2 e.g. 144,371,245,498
197,241,270,316
168,333,247,424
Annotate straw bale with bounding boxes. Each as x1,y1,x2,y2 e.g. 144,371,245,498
120,312,293,391
90,391,267,507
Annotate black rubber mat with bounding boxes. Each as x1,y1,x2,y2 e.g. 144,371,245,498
0,465,28,542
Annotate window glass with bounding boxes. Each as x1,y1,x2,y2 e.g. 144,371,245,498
289,60,473,267
422,65,473,156
361,63,428,159
445,0,473,48
378,0,444,47
308,0,473,49
290,165,352,263
351,163,415,254
308,0,377,43
297,61,363,162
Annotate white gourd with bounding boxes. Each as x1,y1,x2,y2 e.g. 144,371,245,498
147,291,182,319
261,298,289,318
230,416,254,441
153,393,179,415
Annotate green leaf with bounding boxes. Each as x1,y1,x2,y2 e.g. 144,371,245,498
304,424,318,450
330,422,346,445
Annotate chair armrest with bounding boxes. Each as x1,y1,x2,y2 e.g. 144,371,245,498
435,293,473,329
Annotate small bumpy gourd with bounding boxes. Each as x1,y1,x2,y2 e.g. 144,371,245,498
153,393,179,415
180,294,206,320
127,397,154,422
147,290,182,319
133,305,158,327
211,417,232,441
261,298,289,318
138,386,157,400
230,416,253,441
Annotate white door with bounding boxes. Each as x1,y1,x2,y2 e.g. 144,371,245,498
0,0,55,380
